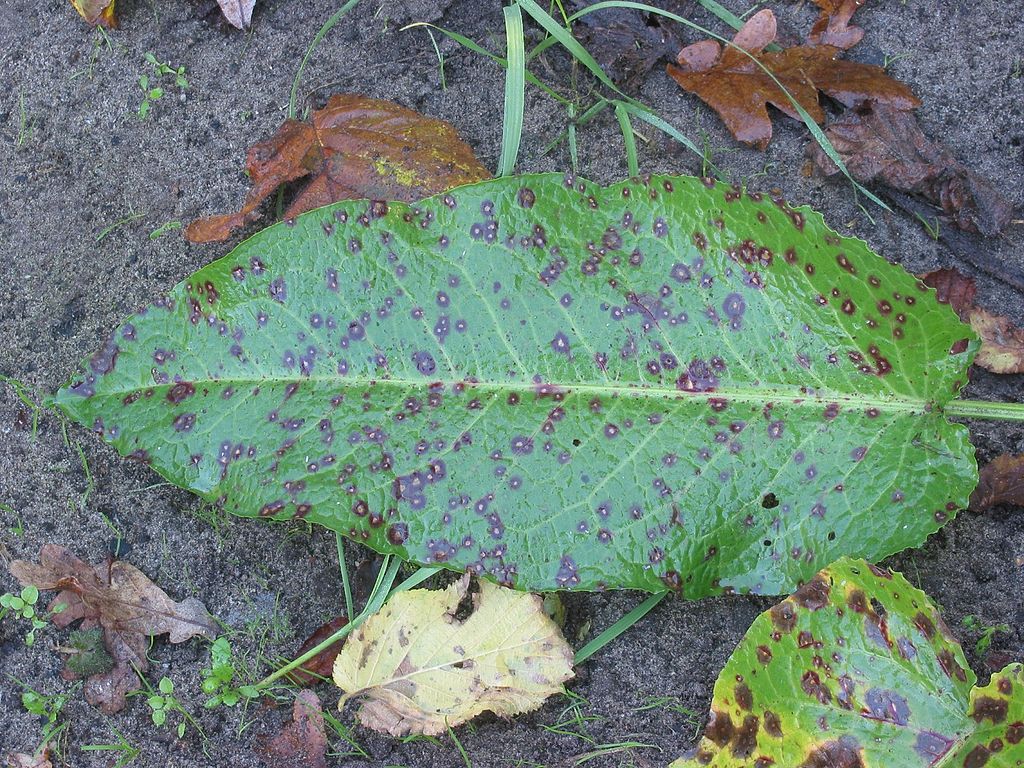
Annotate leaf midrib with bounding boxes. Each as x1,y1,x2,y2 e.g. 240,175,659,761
71,374,945,415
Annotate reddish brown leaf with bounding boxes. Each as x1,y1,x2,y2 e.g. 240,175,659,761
807,0,866,50
262,690,328,768
809,102,1015,235
667,10,918,149
69,0,117,28
185,94,491,243
8,545,217,713
969,308,1024,374
921,268,977,317
287,616,349,687
970,454,1024,512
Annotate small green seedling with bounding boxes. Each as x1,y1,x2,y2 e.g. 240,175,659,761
1,585,65,646
962,615,1011,656
149,220,183,240
82,728,140,768
20,683,74,755
137,53,189,119
201,637,260,708
140,676,202,739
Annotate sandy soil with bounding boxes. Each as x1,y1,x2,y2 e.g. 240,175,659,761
1,1,1021,766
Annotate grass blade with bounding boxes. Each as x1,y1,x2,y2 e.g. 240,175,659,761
574,591,667,664
614,102,639,177
499,4,527,177
289,0,361,119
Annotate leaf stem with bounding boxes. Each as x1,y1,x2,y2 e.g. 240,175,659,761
944,399,1024,422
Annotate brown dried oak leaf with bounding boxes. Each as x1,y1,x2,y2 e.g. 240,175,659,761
69,0,116,28
807,0,866,50
667,9,918,149
8,545,217,714
262,690,328,768
809,101,1015,235
185,94,491,243
921,268,1024,373
971,454,1024,512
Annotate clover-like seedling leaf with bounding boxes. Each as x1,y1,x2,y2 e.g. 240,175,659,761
672,558,1024,767
57,174,977,594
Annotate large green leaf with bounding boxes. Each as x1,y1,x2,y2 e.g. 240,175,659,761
672,558,1024,767
56,174,977,594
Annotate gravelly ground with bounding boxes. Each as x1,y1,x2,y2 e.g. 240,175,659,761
0,1,1021,766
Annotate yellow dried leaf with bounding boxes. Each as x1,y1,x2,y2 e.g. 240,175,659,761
69,0,116,28
332,576,573,736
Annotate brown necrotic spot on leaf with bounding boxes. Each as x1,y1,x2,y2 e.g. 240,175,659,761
793,575,830,610
770,601,797,632
799,737,864,768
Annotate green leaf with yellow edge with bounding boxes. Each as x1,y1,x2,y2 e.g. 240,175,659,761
672,557,1024,767
57,173,979,595
332,575,573,736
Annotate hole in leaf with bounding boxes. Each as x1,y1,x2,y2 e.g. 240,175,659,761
761,493,779,509
869,598,887,618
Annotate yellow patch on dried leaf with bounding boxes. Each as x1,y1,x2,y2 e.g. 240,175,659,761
332,576,573,736
69,0,116,28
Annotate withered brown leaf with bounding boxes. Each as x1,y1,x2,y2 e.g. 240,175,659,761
970,454,1024,512
920,267,978,315
969,309,1024,374
809,102,1015,235
262,690,328,768
69,0,116,28
667,10,918,149
9,545,217,713
185,94,491,243
572,2,682,89
807,0,866,50
921,268,1024,374
287,616,348,687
